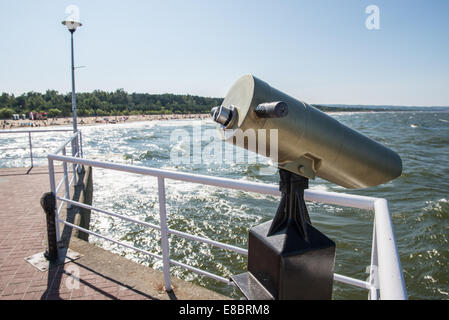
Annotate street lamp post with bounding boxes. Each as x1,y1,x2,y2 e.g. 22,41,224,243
62,19,82,156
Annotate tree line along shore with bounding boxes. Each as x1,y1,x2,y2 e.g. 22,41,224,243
0,90,223,119
1,88,415,122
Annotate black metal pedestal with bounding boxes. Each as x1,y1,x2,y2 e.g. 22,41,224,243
232,169,336,300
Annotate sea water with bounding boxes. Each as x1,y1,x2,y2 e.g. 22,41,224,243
1,111,448,299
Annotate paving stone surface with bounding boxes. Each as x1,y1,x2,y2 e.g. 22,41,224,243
0,166,228,300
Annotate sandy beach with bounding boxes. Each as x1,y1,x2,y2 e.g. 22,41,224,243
1,113,210,130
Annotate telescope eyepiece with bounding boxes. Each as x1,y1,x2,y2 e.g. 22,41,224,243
210,107,218,117
211,105,235,127
254,101,288,118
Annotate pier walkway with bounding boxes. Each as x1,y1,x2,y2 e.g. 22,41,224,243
0,166,227,300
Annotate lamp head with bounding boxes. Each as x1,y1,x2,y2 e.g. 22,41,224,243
62,20,82,32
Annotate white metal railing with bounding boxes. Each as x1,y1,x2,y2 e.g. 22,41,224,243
0,129,74,171
47,133,407,300
46,130,83,220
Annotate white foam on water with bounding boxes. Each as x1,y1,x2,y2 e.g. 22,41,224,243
310,184,331,192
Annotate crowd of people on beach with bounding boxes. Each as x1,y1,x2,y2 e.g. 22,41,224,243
1,113,210,130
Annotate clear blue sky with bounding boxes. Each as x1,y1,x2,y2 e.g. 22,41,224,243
1,0,448,106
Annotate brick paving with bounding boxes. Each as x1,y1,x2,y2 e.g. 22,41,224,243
0,166,227,300
0,166,142,300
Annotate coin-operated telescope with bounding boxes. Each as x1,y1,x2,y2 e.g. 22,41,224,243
211,75,402,300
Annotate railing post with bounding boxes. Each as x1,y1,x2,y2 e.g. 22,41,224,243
374,199,407,300
72,152,78,186
76,131,83,176
368,220,379,300
157,176,173,292
71,131,80,179
28,132,34,169
48,158,61,242
62,147,71,209
79,130,84,158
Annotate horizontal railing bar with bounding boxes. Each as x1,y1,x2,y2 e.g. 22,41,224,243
172,259,371,290
334,273,372,290
57,197,162,231
305,189,376,211
60,197,247,256
169,259,233,285
47,154,379,210
57,197,371,290
56,217,163,260
168,228,248,256
0,129,73,134
47,154,280,194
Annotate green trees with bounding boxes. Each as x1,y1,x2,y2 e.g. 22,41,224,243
0,107,15,119
0,89,223,118
0,89,386,120
0,90,361,118
47,108,62,118
0,93,14,109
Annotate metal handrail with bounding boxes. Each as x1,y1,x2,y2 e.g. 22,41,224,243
53,132,80,155
0,128,74,170
55,195,375,290
46,149,407,300
0,129,75,134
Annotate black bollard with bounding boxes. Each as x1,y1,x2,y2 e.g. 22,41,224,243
40,192,59,261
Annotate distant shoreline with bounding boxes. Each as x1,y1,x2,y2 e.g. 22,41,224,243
1,113,210,130
1,109,447,131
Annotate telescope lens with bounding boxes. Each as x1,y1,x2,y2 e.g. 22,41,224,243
212,105,234,127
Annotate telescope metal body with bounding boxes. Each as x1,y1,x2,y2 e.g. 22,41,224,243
214,74,402,189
